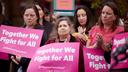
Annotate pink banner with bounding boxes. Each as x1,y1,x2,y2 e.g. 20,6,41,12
83,48,110,72
111,32,128,69
0,25,43,58
27,43,80,72
56,0,73,10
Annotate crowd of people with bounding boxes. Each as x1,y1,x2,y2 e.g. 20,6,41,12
0,0,128,72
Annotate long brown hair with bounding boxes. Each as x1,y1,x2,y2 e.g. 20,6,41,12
97,1,120,32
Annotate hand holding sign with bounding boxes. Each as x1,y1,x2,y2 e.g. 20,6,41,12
27,43,80,72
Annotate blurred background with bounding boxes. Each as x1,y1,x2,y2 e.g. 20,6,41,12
0,0,128,26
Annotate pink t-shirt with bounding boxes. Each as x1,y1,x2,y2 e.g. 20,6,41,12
89,25,124,45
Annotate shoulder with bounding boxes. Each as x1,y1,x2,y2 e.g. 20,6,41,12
89,25,100,35
116,26,124,32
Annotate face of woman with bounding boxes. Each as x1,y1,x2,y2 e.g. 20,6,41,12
101,6,116,25
36,5,44,18
58,20,71,36
77,9,87,26
23,8,38,26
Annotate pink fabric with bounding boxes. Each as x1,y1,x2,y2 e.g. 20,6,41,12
0,52,9,60
89,25,124,45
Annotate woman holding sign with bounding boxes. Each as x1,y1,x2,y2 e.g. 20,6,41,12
86,1,124,49
45,17,85,72
11,3,47,72
86,1,124,71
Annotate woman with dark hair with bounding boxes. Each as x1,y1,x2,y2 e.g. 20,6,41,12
34,2,53,42
22,3,40,28
72,5,93,44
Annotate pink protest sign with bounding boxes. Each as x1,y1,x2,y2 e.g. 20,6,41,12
111,32,128,69
83,48,110,72
56,0,73,10
0,25,43,58
27,43,80,72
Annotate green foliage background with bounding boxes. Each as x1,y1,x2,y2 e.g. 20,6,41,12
91,0,128,17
